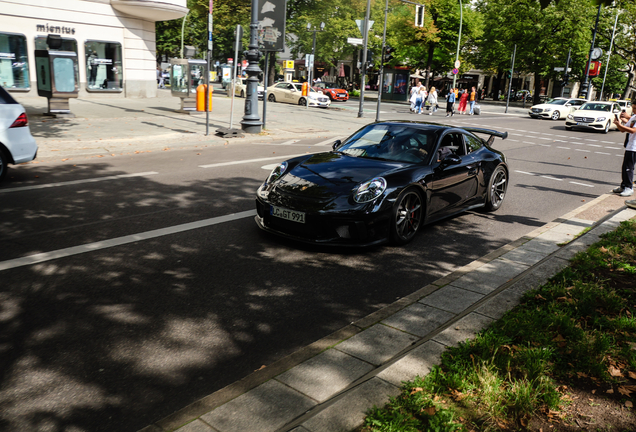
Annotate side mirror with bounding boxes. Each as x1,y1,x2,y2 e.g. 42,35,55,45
332,139,342,150
565,103,571,107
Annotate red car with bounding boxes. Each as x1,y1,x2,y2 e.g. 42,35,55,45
313,82,349,101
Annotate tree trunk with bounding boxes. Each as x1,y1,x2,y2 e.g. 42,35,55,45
622,63,635,100
533,71,543,105
493,71,503,101
267,52,276,86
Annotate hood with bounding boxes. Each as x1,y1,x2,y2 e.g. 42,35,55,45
274,152,406,199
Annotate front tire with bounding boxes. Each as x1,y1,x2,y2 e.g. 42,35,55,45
298,97,306,106
0,149,7,181
485,165,508,211
551,110,560,120
268,94,276,102
390,188,423,245
240,90,245,98
603,120,610,134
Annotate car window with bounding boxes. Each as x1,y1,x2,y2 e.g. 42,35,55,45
464,133,483,153
275,83,287,89
338,124,436,164
438,133,466,158
570,100,585,106
0,85,18,104
546,98,567,105
582,103,611,112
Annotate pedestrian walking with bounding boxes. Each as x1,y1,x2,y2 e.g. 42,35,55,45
457,89,468,114
427,86,438,115
157,66,165,89
409,81,421,112
468,86,476,115
446,88,456,117
416,86,428,114
612,108,636,198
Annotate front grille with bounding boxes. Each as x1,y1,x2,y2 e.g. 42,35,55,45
531,108,543,113
318,97,329,103
573,116,595,123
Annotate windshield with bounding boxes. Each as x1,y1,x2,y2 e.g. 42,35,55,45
581,103,611,112
337,124,436,164
544,98,568,105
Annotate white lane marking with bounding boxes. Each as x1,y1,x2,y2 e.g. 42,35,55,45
602,141,616,144
587,144,601,147
200,153,312,168
539,144,551,147
595,152,611,155
515,170,535,176
522,141,536,144
0,210,257,272
511,133,524,136
0,172,159,194
605,146,621,150
557,146,571,149
314,137,340,146
281,139,301,145
584,139,597,142
555,135,567,138
262,163,279,170
570,182,594,188
537,137,552,140
574,149,591,152
506,139,519,142
541,175,563,181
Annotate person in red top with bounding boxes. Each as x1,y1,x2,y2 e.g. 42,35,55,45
457,89,469,114
469,87,476,115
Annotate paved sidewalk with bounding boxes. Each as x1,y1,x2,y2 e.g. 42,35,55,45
139,194,635,432
15,88,530,164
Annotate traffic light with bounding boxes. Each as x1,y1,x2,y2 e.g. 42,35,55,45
384,46,394,64
506,70,512,79
359,50,374,67
415,5,425,27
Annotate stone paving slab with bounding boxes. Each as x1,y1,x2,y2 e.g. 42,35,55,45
475,289,526,320
418,285,485,314
377,340,447,387
299,378,400,432
381,303,455,337
199,380,315,432
432,312,495,347
497,247,547,266
276,349,375,403
335,324,419,366
448,258,529,295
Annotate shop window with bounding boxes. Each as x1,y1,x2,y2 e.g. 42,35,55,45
35,36,77,53
84,41,123,91
0,33,30,90
394,73,407,94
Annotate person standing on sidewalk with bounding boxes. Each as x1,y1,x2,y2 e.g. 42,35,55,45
409,81,421,112
457,89,468,114
416,86,428,114
446,88,456,117
468,87,476,115
612,108,636,197
427,87,438,115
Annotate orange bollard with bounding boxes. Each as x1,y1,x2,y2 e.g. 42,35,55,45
196,84,213,112
302,82,308,96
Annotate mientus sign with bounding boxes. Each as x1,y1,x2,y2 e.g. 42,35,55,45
36,23,76,35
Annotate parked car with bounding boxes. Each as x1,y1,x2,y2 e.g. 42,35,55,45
0,85,38,181
266,82,331,108
565,101,622,133
255,121,508,246
528,97,586,120
512,90,532,102
233,78,264,99
312,82,349,101
613,99,633,116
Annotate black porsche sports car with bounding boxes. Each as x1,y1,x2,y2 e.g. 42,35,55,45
255,121,509,246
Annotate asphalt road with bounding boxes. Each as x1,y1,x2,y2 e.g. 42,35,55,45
0,103,626,432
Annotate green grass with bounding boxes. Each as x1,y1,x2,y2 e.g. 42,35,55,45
359,220,636,432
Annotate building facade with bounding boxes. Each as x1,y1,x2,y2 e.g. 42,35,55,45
0,0,187,98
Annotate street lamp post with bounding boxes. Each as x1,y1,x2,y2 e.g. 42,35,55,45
451,0,463,89
306,22,325,109
580,4,602,100
240,0,263,134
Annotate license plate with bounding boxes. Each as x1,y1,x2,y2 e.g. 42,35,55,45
271,206,305,223
577,122,589,126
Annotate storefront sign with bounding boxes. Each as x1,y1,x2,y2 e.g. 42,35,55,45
36,24,76,35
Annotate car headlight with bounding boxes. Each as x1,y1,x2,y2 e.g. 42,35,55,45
265,161,288,184
545,108,552,112
354,177,387,203
567,114,573,119
597,117,606,122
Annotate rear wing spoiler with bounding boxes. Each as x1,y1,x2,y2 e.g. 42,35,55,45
461,127,508,146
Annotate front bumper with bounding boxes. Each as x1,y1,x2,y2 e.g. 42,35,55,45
564,117,608,131
255,198,389,247
528,109,552,119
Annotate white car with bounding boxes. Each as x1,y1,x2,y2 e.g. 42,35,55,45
565,101,622,133
266,82,331,108
233,78,264,99
528,97,586,120
613,99,633,116
0,85,38,181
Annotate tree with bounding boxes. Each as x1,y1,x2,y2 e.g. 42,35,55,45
477,0,595,104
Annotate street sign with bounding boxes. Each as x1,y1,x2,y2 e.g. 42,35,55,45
258,0,286,52
553,67,572,72
283,60,294,69
347,37,363,45
306,54,314,70
452,68,458,75
454,60,460,68
355,19,374,35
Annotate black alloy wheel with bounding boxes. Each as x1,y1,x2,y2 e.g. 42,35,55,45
485,165,508,211
268,94,276,102
390,188,423,245
240,90,245,98
298,97,306,106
